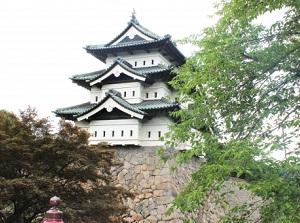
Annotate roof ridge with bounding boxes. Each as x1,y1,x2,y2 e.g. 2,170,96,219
93,18,163,48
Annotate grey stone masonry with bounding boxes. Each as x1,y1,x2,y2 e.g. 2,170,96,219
111,146,200,222
111,146,261,223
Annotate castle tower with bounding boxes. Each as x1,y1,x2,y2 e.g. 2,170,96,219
53,14,259,223
54,14,185,146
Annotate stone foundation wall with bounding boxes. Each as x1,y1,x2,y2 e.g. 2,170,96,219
111,146,260,223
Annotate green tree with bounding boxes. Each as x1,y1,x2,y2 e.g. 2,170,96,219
0,107,128,223
164,0,300,222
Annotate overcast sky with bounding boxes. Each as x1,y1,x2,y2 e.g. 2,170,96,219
0,0,218,124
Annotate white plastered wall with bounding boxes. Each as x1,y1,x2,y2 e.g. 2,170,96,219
106,52,171,68
141,115,174,146
101,82,144,103
88,119,142,145
144,80,174,100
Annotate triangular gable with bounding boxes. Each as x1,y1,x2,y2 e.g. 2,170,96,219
89,59,147,86
106,21,160,47
77,95,145,121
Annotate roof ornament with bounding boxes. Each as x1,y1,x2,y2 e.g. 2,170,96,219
129,8,139,24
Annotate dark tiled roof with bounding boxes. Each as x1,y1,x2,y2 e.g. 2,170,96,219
85,36,169,51
71,69,106,81
71,58,172,83
134,65,171,74
133,98,179,110
54,91,178,120
85,36,185,66
54,102,97,115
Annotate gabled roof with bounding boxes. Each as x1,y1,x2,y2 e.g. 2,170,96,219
105,19,161,47
71,57,172,89
54,89,148,121
88,57,149,85
54,90,179,121
84,18,185,66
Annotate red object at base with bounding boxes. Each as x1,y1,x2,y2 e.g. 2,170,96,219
43,196,64,223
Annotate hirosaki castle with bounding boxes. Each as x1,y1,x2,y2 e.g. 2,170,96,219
54,15,185,146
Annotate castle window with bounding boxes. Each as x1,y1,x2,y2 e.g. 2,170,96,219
94,131,97,137
154,92,158,98
124,91,126,97
143,61,146,66
146,93,149,98
95,96,98,102
152,59,154,65
148,131,151,138
112,131,114,137
103,131,106,137
132,91,135,97
135,61,137,66
158,131,161,138
130,130,133,137
121,130,124,137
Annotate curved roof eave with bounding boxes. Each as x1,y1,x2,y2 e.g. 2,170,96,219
85,37,185,66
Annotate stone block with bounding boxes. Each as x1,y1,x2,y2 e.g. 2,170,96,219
132,214,143,221
145,192,152,198
139,179,147,186
148,164,156,171
127,198,135,209
124,173,132,181
148,201,157,211
135,204,143,213
155,176,161,185
142,164,148,171
156,195,175,205
148,176,155,185
146,156,155,164
141,208,150,218
135,165,141,173
137,193,145,199
163,188,178,196
153,169,161,175
123,217,134,222
159,167,170,175
160,174,173,183
146,215,158,223
156,205,167,215
150,210,157,216
143,170,150,180
144,184,151,189
124,161,131,169
137,173,144,182
162,211,180,221
153,189,164,197
157,182,177,191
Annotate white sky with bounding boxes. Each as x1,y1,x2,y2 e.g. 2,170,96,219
0,0,217,123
